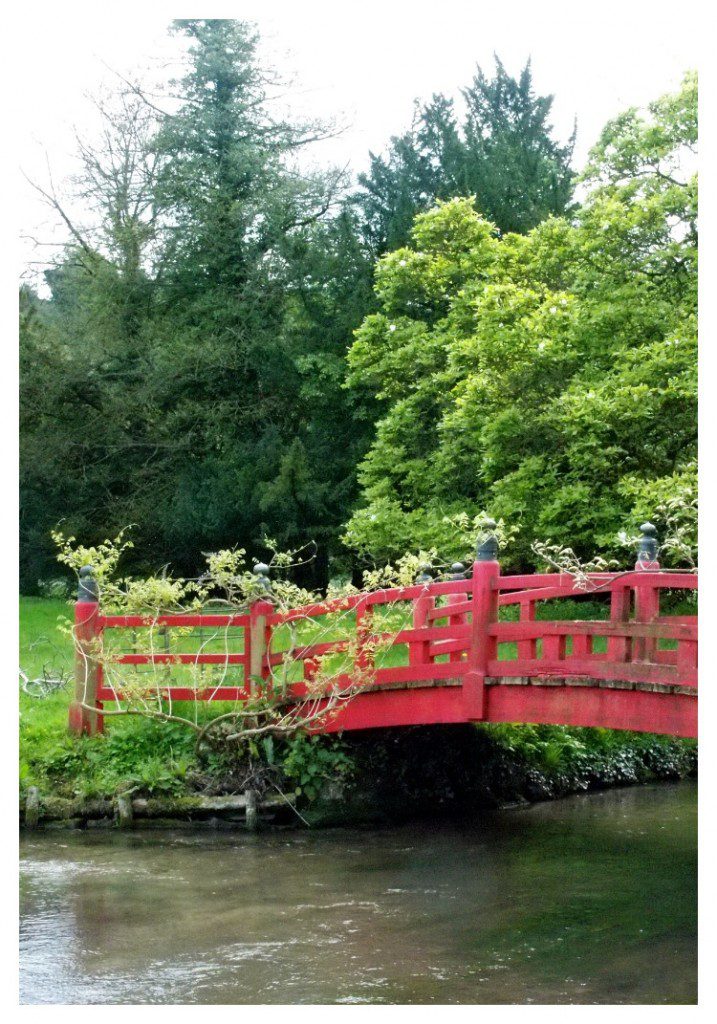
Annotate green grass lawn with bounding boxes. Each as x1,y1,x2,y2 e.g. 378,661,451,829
19,597,75,740
20,596,74,679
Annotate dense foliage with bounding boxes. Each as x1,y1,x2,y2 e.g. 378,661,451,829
344,73,697,567
355,57,575,254
20,23,579,591
20,20,364,588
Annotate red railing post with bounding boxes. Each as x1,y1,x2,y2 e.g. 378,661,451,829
446,562,468,664
607,583,631,665
246,563,274,693
355,597,374,679
633,522,660,664
68,566,104,736
518,595,537,661
464,522,500,720
410,563,434,667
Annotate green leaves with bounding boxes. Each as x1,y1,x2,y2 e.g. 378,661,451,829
280,734,355,803
345,77,697,569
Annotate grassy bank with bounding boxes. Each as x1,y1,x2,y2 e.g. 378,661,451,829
19,597,696,815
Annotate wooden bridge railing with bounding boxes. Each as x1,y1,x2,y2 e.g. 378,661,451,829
68,522,698,739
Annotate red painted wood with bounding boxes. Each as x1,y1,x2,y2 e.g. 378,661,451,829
463,559,499,719
428,638,469,659
428,599,472,621
498,585,595,606
607,584,631,664
410,590,434,668
484,684,697,738
319,683,696,738
490,621,696,641
517,597,536,661
445,591,469,665
83,564,699,739
374,661,464,685
486,656,696,688
116,653,246,665
103,613,249,628
494,573,577,591
542,633,566,663
395,623,471,645
676,639,698,673
497,571,696,593
70,598,104,736
362,579,472,605
98,686,251,702
633,571,661,663
268,640,349,665
269,593,364,624
320,686,468,731
355,600,374,674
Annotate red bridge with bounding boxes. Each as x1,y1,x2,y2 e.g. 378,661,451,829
69,524,697,740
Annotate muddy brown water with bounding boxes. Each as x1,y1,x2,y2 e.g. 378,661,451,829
19,781,696,1004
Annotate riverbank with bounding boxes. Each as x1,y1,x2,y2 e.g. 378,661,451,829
19,597,697,829
20,710,697,830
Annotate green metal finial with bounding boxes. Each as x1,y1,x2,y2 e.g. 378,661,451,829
253,562,272,593
637,522,659,564
476,519,499,562
416,562,433,584
77,565,98,602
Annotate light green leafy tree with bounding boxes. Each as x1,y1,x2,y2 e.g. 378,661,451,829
344,74,697,569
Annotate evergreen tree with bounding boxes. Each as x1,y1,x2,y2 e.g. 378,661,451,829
142,19,351,579
354,57,575,254
20,19,360,588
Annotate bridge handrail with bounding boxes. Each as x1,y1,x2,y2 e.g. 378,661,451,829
68,522,698,739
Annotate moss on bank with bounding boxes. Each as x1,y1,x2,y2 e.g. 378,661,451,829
304,724,696,826
20,711,696,825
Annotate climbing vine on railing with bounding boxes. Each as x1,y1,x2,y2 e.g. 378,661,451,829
54,529,443,759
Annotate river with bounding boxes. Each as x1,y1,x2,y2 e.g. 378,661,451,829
19,781,696,1004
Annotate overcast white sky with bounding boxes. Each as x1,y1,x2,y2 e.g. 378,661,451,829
15,0,699,285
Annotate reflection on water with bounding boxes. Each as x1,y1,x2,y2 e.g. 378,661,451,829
20,781,696,1004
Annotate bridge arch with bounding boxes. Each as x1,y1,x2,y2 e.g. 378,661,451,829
69,523,697,740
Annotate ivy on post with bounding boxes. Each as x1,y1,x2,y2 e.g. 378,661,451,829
68,565,104,736
464,520,500,720
247,563,273,694
633,522,660,664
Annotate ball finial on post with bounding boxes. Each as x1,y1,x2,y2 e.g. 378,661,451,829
476,518,499,562
77,565,98,602
253,562,272,594
636,522,659,567
450,562,466,580
415,562,433,585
